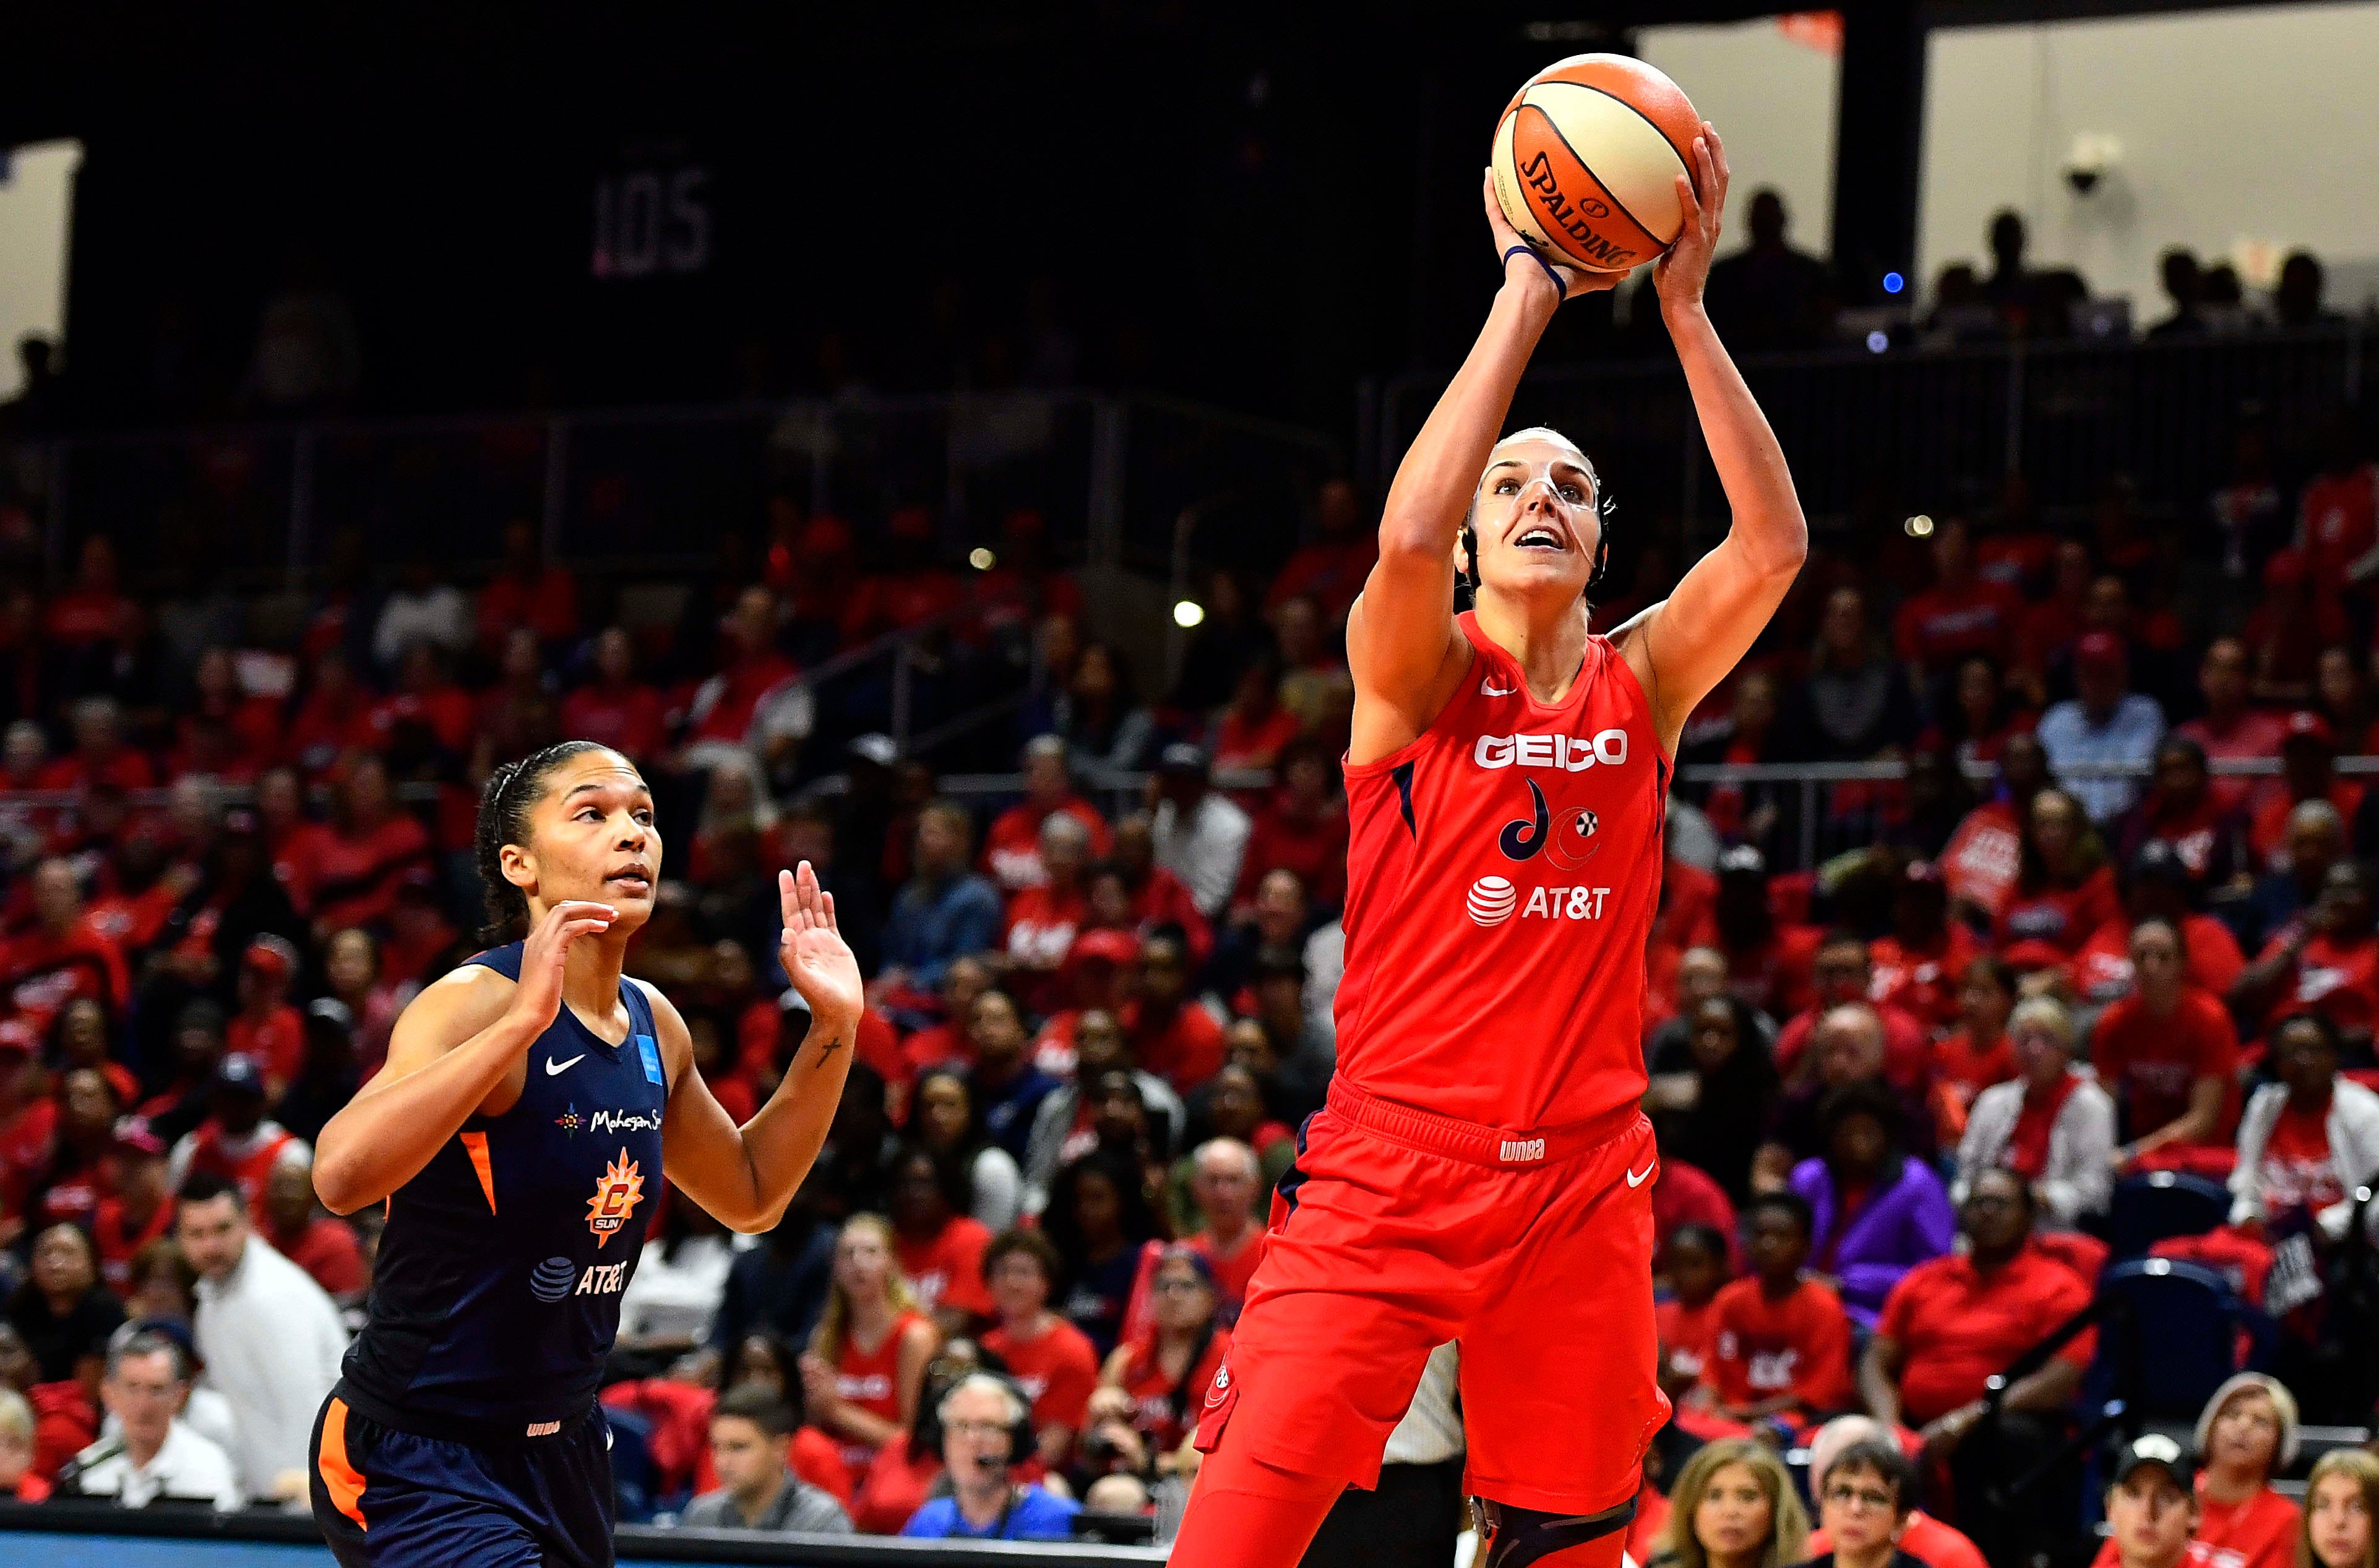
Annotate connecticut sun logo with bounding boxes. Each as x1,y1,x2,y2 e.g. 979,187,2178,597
586,1150,645,1248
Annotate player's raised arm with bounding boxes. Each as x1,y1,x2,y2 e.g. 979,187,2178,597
312,898,618,1214
1346,175,1615,762
658,860,859,1233
1611,124,1808,752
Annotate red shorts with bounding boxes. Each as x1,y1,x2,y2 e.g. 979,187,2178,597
1194,1077,1669,1514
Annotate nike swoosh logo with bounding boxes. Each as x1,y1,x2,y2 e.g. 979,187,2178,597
1625,1160,1656,1188
545,1055,587,1076
1481,677,1516,697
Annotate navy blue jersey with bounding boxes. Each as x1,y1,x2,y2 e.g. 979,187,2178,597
341,943,669,1436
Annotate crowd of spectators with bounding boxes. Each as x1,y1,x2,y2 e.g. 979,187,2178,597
0,364,2372,1557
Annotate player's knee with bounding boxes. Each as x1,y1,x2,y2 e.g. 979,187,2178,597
1474,1496,1635,1568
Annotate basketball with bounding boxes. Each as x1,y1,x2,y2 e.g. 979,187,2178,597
1490,53,1704,275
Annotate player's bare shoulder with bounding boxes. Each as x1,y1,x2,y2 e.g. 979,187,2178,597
1346,589,1479,765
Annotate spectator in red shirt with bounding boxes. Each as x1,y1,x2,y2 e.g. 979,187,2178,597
978,1229,1099,1470
283,649,381,777
1229,737,1348,915
1868,860,1977,1030
173,648,285,781
1264,478,1376,627
840,507,965,647
1702,1191,1855,1431
1657,1222,1731,1402
1931,956,2018,1147
1772,933,1931,1097
1653,1165,1742,1274
1122,930,1224,1094
0,858,131,1043
2243,549,2349,710
92,1118,175,1295
2094,917,2240,1171
165,1053,309,1224
886,1145,994,1334
1096,815,1213,968
226,935,304,1099
43,536,135,652
981,736,1111,893
2190,1374,2303,1568
1700,846,1823,1020
1860,1170,2093,1567
2069,842,2248,1008
1995,788,2121,955
1124,1137,1265,1341
473,627,562,766
2122,738,2252,891
2296,409,2379,612
1207,654,1300,774
2175,638,2288,816
302,753,433,940
2234,859,2379,1047
372,641,479,768
910,1068,1022,1233
35,697,155,794
1089,1244,1230,1465
2096,1439,2218,1568
684,586,807,776
2251,714,2364,873
474,518,580,654
321,928,401,1076
1893,517,2025,692
561,627,668,766
259,1157,365,1306
2227,1011,2379,1241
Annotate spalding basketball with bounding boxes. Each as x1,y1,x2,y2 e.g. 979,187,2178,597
1491,54,1703,275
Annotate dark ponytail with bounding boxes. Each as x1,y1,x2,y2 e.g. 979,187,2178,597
473,740,610,946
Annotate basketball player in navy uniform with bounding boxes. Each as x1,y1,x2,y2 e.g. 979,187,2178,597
305,740,863,1566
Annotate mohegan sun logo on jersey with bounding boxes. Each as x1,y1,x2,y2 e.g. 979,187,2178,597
585,1150,645,1247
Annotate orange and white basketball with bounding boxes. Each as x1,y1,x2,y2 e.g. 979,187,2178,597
1490,54,1703,275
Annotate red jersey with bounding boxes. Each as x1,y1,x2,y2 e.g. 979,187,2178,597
1876,1243,2096,1425
1115,1327,1231,1454
229,1005,306,1094
270,1214,369,1298
1705,1276,1854,1413
2252,783,2365,872
1996,865,2121,955
1122,998,1225,1093
895,1219,992,1318
177,1120,303,1222
2068,914,2246,1006
1870,928,1979,1029
2259,1099,2344,1216
2258,930,2379,1035
0,922,131,1039
2195,1483,2302,1568
2091,989,2239,1141
1892,580,2024,673
982,798,1111,891
1335,619,1666,1129
306,816,435,933
832,1309,929,1471
92,1196,175,1293
979,1316,1101,1434
1656,1295,1723,1383
2299,465,2379,591
2175,713,2289,815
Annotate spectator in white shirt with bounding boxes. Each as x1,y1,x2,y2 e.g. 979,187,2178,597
617,1199,737,1367
370,557,472,674
59,1330,243,1511
176,1171,348,1503
1148,745,1250,919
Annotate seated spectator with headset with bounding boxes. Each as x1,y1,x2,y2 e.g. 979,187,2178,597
901,1372,1080,1541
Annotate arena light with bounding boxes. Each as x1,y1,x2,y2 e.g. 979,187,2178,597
1865,330,1889,354
1882,271,1905,295
1904,514,1935,538
968,547,996,571
1173,600,1206,629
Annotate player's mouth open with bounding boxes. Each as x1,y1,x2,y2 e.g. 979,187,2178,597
604,864,653,894
1514,525,1567,552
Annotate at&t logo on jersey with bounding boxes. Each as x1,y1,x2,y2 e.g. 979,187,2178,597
1468,876,1518,926
1473,729,1628,771
1467,875,1613,926
529,1257,576,1302
576,1261,629,1296
585,1150,645,1248
528,1256,629,1301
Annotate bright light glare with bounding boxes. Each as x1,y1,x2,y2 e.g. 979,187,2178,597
1865,330,1889,354
1882,271,1905,294
969,547,996,571
1905,514,1935,538
1173,601,1206,629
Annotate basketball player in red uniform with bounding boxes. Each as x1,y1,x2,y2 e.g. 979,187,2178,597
1169,127,1804,1568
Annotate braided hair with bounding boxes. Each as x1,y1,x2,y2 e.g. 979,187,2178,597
472,740,612,946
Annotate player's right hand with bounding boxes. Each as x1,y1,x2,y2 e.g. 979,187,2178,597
508,900,617,1036
1482,168,1616,304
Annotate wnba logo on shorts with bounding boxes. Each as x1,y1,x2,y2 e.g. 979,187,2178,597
1468,876,1518,926
1498,1137,1546,1163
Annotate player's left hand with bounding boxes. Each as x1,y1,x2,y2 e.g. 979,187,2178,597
1654,122,1729,313
779,862,863,1032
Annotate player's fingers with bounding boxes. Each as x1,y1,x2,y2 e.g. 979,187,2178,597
822,890,838,933
1673,171,1700,238
1706,122,1731,187
777,867,799,930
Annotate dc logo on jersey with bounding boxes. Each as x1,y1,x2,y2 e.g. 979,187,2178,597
585,1149,646,1248
529,1257,577,1303
1499,781,1605,871
1468,876,1518,926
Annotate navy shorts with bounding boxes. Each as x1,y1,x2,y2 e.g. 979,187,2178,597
309,1389,616,1568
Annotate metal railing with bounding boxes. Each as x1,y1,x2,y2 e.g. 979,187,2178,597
1372,323,2374,545
0,389,1338,592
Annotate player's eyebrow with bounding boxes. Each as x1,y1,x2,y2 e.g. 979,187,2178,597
561,779,650,802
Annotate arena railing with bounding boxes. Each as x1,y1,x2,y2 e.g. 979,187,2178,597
0,389,1337,594
1371,322,2372,548
0,1501,1168,1564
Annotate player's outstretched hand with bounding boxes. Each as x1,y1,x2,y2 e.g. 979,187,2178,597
1654,122,1728,312
780,862,863,1034
509,900,617,1035
1482,169,1617,305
